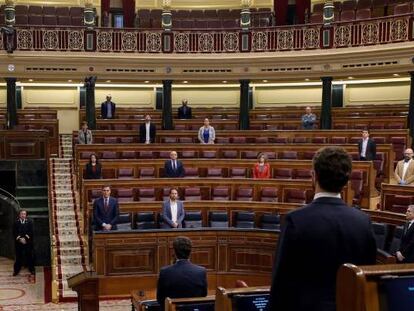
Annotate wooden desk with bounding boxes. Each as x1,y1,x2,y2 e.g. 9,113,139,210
380,183,414,214
0,130,50,159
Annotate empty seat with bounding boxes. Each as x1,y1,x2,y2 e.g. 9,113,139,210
280,151,298,160
194,20,208,28
312,137,327,144
120,137,134,143
334,124,348,129
184,167,199,178
230,168,247,178
303,151,316,160
104,137,118,144
209,211,229,227
15,15,29,25
310,12,323,23
232,137,246,144
121,151,136,159
116,188,134,202
285,189,308,204
294,169,313,180
390,195,413,214
29,6,43,15
71,16,83,26
255,137,269,143
135,212,157,229
331,137,347,144
90,189,101,202
223,150,238,158
260,187,278,202
274,168,293,179
242,151,258,159
163,137,177,143
394,2,412,14
184,211,203,228
113,124,128,130
81,151,94,159
201,150,217,158
139,151,154,159
140,168,155,178
181,150,197,158
341,9,356,21
350,170,364,205
184,187,202,200
212,187,230,201
43,15,57,25
15,5,28,15
372,137,386,144
372,222,388,250
234,212,255,228
138,188,156,202
118,168,134,179
70,7,83,16
117,213,132,230
179,137,193,143
159,151,171,159
260,214,281,230
56,7,70,16
263,152,277,159
356,8,372,19
43,6,56,15
101,151,117,159
207,168,223,178
235,187,253,201
293,137,307,143
58,15,72,25
388,225,404,254
216,137,230,144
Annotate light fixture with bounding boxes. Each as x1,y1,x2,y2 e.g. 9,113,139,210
348,76,354,80
222,80,227,83
183,81,188,84
262,80,268,83
393,73,400,77
68,79,72,82
28,79,33,82
144,80,150,83
305,78,310,81
106,80,111,83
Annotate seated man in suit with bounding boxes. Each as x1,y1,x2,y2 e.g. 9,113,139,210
164,151,185,178
93,185,119,231
13,210,35,276
101,95,116,119
394,148,414,185
78,121,93,144
358,129,376,161
268,146,377,311
139,114,156,144
161,188,185,228
157,236,208,311
177,99,192,119
396,205,414,263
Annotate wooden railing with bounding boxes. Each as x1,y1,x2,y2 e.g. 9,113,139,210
10,13,413,53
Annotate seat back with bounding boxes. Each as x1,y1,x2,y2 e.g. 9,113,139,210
209,211,229,227
184,187,202,201
138,188,156,201
207,168,223,178
118,168,134,179
274,168,293,179
294,169,313,180
280,151,298,159
135,212,157,229
372,222,388,250
116,188,134,202
285,189,308,204
140,168,155,178
235,187,253,201
117,213,132,230
212,187,230,201
230,168,247,178
388,225,404,254
234,211,255,228
223,150,238,158
184,211,203,228
350,170,364,205
260,213,280,230
260,187,278,202
184,167,199,178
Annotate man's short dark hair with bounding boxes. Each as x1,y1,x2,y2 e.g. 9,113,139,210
173,236,192,260
313,146,352,193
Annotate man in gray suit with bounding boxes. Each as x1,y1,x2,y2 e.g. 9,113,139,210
162,188,185,229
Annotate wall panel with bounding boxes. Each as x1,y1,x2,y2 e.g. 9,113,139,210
0,87,6,108
95,88,154,108
172,87,239,108
255,86,322,107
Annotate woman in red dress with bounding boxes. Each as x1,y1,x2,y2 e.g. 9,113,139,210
252,153,271,179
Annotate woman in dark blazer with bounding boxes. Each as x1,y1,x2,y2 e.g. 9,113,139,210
85,154,102,179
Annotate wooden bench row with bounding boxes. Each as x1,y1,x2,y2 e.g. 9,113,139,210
380,183,414,214
78,159,377,209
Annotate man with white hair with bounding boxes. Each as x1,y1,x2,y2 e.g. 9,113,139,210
394,148,414,185
301,106,316,129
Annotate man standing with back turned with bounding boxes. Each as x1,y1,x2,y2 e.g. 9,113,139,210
268,146,377,311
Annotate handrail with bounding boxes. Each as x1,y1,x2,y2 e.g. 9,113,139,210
9,13,413,53
0,187,21,210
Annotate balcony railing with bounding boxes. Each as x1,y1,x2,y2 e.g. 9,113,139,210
5,13,413,54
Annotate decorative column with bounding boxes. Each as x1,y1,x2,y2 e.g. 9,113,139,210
320,77,333,129
408,72,414,148
162,0,172,31
239,80,250,130
162,80,173,130
5,78,17,129
322,0,334,48
84,0,96,29
4,0,15,26
84,76,97,130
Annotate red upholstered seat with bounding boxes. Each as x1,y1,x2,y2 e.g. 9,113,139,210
43,15,57,25
340,9,356,21
118,168,134,179
389,195,413,213
43,6,57,15
350,170,364,205
313,3,324,12
201,150,217,158
81,152,94,159
272,137,288,144
15,5,28,15
58,15,72,26
264,152,277,159
285,189,308,204
101,151,117,159
120,137,134,143
356,8,372,19
113,124,128,130
181,150,197,158
159,151,170,159
223,150,238,158
116,188,134,202
194,20,208,28
260,187,278,202
342,0,357,10
163,137,177,143
121,151,136,159
140,168,155,178
90,189,101,202
372,137,386,144
138,188,156,201
294,169,313,180
349,137,360,144
280,151,298,160
70,7,83,16
212,187,230,201
394,3,412,14
207,168,223,178
223,124,238,130
331,137,347,144
179,137,193,143
56,7,70,16
303,151,316,160
386,123,404,129
204,10,218,18
370,124,385,129
230,168,247,178
16,15,29,25
255,137,269,143
184,167,199,178
357,0,372,9
216,137,230,144
104,137,118,144
71,16,83,26
184,187,202,201
139,151,154,159
310,12,323,23
28,6,42,15
232,137,247,144
293,137,307,143
334,124,348,129
208,20,222,28
235,187,254,201
312,137,327,144
274,168,293,179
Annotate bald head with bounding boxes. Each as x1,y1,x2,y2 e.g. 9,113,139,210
404,148,413,161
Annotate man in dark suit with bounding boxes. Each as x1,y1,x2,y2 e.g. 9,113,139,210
13,210,35,276
139,114,156,144
358,129,376,161
157,236,207,311
268,146,377,311
396,205,414,263
93,185,119,231
177,99,192,119
161,188,185,229
164,151,185,178
101,95,116,119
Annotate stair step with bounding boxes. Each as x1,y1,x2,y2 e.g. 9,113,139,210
15,186,48,196
17,196,48,208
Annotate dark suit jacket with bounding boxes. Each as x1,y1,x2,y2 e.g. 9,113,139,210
268,197,377,311
100,101,116,119
157,259,207,311
161,200,185,228
178,106,192,119
13,219,34,245
164,160,185,178
399,222,414,263
358,138,376,161
139,122,156,143
93,197,119,230
85,163,102,179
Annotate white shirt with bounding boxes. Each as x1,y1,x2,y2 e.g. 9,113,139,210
360,139,368,157
314,192,342,200
402,159,412,181
145,122,150,143
170,200,178,223
408,220,414,230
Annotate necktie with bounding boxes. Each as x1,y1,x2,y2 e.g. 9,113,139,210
104,199,109,211
173,160,176,170
84,131,88,144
